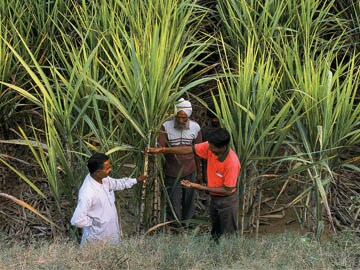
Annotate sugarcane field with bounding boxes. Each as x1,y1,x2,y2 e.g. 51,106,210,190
0,0,359,269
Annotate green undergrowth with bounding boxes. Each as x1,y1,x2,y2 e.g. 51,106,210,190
0,231,358,269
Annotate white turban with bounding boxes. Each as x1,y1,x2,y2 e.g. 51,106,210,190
176,98,192,117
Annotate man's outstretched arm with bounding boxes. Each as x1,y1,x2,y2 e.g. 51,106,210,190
146,146,193,155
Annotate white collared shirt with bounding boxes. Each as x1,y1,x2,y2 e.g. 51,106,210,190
71,173,137,245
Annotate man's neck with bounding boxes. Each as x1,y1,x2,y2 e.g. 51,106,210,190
91,173,103,184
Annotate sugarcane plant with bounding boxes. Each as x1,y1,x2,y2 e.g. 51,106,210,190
94,0,213,231
213,36,298,236
1,0,360,240
274,37,360,238
214,0,360,238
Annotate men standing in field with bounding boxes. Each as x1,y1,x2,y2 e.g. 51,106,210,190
147,128,240,240
71,152,147,246
158,98,202,225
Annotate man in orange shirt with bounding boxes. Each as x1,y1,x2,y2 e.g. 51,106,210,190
147,128,240,240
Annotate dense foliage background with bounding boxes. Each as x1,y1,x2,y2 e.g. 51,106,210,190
0,0,359,242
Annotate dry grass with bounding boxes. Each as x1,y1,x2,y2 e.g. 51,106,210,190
0,231,358,270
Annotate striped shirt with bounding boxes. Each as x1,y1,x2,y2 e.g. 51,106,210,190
158,118,202,177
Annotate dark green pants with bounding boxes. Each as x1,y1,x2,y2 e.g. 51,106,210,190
210,192,238,239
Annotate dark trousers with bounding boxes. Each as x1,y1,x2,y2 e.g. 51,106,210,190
210,192,238,239
165,173,196,222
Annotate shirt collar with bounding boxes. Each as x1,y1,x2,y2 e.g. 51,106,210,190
217,146,230,162
88,173,104,186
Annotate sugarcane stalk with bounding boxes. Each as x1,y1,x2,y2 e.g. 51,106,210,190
152,154,160,225
138,132,151,234
241,181,246,236
255,177,263,240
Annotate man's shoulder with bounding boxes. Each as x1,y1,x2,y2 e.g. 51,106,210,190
226,149,240,165
163,118,175,124
162,119,175,129
188,119,201,130
189,119,200,125
195,141,209,152
79,176,98,195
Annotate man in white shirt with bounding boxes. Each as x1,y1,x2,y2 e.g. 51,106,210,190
71,152,147,246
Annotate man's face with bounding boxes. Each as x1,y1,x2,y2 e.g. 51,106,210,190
95,159,112,179
208,143,226,156
175,110,188,129
210,117,220,127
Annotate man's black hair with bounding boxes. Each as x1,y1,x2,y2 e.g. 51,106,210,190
87,153,109,174
207,128,230,148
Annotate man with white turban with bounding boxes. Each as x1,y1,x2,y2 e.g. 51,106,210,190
176,98,193,118
158,98,202,226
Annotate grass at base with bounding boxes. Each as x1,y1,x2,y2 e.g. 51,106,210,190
0,231,359,269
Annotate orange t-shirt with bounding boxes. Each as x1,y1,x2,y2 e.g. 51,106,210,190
194,142,240,196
